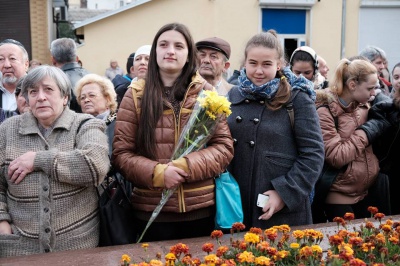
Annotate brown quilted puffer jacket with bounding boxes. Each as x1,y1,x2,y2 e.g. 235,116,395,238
112,72,234,221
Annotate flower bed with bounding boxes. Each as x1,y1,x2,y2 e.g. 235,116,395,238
120,207,400,266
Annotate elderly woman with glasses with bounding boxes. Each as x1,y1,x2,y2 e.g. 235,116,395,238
74,74,117,156
0,65,109,257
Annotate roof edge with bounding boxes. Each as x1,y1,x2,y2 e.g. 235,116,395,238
73,0,152,29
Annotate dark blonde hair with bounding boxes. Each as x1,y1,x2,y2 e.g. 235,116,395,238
244,30,290,110
331,59,377,96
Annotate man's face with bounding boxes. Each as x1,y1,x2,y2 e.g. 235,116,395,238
372,57,385,74
0,44,28,87
198,48,228,80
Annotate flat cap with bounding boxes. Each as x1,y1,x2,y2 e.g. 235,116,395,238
196,37,231,59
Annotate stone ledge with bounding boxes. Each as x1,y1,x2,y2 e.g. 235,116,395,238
1,215,399,265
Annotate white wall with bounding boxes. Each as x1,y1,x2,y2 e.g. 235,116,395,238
359,7,400,72
87,0,129,10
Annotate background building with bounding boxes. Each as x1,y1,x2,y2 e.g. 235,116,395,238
0,0,399,81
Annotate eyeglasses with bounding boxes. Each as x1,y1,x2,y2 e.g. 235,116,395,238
80,93,99,102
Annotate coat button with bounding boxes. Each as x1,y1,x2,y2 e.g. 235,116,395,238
45,145,49,150
45,248,50,253
233,138,238,145
249,141,255,147
45,228,50,233
253,118,259,124
44,208,49,213
236,116,242,123
245,99,250,103
43,186,48,191
259,100,265,105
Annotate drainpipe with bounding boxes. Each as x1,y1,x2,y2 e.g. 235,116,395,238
341,0,346,59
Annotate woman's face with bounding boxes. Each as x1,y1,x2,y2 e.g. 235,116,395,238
133,54,149,79
392,67,400,92
156,30,188,77
244,46,280,86
79,83,109,116
291,61,314,81
350,73,378,104
28,76,68,128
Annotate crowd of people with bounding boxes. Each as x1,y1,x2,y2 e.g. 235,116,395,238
0,22,399,257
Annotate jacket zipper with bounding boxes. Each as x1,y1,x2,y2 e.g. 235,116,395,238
164,79,202,213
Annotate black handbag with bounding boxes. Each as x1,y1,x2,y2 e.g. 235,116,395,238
97,172,137,246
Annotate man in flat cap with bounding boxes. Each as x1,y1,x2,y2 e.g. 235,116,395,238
196,37,233,96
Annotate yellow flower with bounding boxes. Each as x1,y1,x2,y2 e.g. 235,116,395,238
277,224,291,233
290,243,300,249
311,245,323,254
292,230,305,239
165,253,177,261
237,251,255,263
244,232,260,244
198,90,232,120
204,254,218,264
254,256,271,265
149,260,163,266
121,254,131,263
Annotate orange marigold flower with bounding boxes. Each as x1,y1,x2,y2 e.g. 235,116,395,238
231,222,245,232
385,219,394,226
181,255,192,265
333,217,346,227
249,227,263,235
277,224,291,233
202,243,214,253
266,247,278,256
121,254,131,263
170,243,189,256
374,213,385,221
256,241,270,252
149,260,163,266
191,258,202,266
389,236,399,244
292,230,305,239
237,251,255,263
223,259,236,266
244,232,260,244
300,246,314,259
344,212,355,221
361,242,375,252
365,221,375,229
254,256,271,266
368,206,379,215
276,250,289,259
264,228,278,242
375,233,385,244
239,241,247,250
216,246,229,257
211,230,223,239
348,237,363,247
380,224,392,233
338,229,349,238
349,258,367,266
329,235,344,246
204,254,219,264
138,262,150,266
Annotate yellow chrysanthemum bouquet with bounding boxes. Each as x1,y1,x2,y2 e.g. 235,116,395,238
137,89,231,242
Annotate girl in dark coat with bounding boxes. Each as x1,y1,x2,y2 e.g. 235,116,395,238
227,30,325,229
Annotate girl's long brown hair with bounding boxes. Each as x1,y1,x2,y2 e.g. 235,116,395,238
137,23,197,159
244,30,290,110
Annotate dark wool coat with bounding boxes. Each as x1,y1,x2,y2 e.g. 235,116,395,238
227,87,324,229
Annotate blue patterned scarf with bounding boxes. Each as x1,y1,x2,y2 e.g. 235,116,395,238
237,66,316,101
